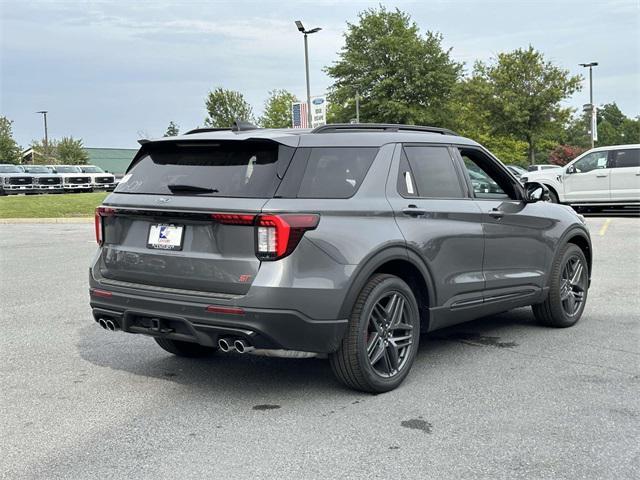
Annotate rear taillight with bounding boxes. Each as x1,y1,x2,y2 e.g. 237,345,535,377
95,206,115,245
210,212,320,261
255,214,320,260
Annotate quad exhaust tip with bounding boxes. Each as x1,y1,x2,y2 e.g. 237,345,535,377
234,339,255,354
218,337,234,353
98,319,108,330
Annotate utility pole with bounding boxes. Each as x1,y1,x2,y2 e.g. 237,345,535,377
295,21,321,127
37,111,49,150
355,90,360,123
579,62,598,148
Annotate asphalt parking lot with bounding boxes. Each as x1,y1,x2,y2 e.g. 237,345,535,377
1,216,638,480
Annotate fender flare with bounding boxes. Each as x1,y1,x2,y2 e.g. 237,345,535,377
337,245,437,319
548,226,593,287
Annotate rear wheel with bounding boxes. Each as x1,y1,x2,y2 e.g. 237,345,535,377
533,244,588,327
154,337,218,357
330,274,420,393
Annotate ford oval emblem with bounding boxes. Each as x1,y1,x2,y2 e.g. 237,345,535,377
312,98,325,105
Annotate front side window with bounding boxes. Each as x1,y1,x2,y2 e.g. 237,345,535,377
611,149,640,168
297,147,377,199
399,146,464,198
459,148,516,200
572,152,608,173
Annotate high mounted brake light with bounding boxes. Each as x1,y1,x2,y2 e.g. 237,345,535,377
95,206,116,245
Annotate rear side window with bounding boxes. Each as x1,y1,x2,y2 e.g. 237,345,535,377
115,142,292,198
401,146,464,198
612,149,640,168
297,147,377,198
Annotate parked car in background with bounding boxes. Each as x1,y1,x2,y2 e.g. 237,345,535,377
506,164,528,179
20,165,64,193
0,164,34,195
89,122,592,393
79,165,117,190
521,144,640,207
47,165,93,192
527,164,562,172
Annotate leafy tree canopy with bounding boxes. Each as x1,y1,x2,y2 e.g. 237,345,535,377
57,137,89,164
0,116,23,164
204,87,254,127
260,90,297,128
164,121,180,137
325,6,462,126
464,46,582,163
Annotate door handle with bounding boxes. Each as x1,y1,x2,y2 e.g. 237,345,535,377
596,174,608,178
488,208,504,219
402,206,426,217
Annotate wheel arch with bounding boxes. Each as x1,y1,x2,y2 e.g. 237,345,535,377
554,227,593,284
338,246,436,330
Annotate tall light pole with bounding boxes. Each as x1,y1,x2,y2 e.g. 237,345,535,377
579,62,598,148
295,20,321,127
36,110,49,152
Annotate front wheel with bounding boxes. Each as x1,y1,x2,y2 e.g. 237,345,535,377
546,189,559,203
533,244,589,327
154,337,218,357
330,274,420,393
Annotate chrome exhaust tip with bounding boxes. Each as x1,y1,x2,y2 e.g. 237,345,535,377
98,319,108,330
218,338,234,353
105,319,116,331
234,339,254,354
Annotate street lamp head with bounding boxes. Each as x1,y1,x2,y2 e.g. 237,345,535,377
295,20,305,32
307,27,322,34
579,62,598,67
36,111,48,114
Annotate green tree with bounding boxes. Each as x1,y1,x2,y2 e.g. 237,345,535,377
260,90,297,128
0,116,23,164
164,121,180,137
204,87,254,127
30,139,59,164
325,6,462,126
466,46,582,164
57,137,89,164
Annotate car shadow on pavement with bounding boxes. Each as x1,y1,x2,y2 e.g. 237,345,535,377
77,307,539,395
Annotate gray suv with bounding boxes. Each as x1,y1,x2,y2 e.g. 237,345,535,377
89,123,592,392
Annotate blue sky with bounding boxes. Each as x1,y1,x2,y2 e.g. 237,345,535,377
1,0,638,149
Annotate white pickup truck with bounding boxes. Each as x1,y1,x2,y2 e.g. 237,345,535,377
521,144,640,208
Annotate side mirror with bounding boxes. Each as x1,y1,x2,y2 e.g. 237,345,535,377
566,165,576,174
523,181,549,203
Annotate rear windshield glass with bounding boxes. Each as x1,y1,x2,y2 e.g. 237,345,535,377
297,147,378,198
0,165,22,173
115,142,291,198
55,166,82,173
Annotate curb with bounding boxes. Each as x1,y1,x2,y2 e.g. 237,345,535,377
0,217,93,224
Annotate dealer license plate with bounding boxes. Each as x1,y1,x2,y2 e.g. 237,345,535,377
147,224,184,251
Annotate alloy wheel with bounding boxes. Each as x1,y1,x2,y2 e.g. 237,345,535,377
366,292,414,378
559,256,586,316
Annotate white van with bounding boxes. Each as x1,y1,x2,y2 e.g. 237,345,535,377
522,144,640,207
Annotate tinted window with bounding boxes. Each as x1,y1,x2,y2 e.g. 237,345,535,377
115,142,291,198
573,151,608,173
82,166,104,173
459,148,516,200
612,149,640,168
0,165,22,173
24,166,52,173
297,147,377,198
402,146,463,198
55,166,82,173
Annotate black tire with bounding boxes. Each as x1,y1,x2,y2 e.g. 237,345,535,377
533,243,588,328
547,189,559,203
329,274,420,393
154,337,218,358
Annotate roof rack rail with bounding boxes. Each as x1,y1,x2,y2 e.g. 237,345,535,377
185,119,260,136
311,123,457,136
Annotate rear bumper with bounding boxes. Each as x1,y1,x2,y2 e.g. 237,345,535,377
89,286,348,353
